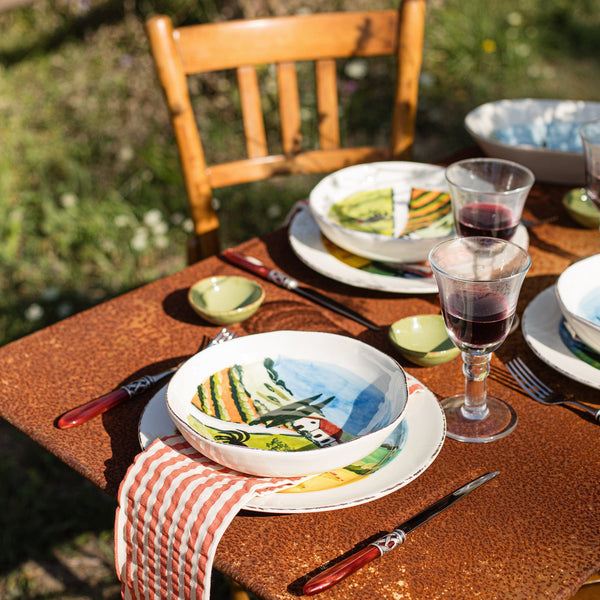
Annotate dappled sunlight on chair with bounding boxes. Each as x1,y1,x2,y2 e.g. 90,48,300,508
145,1,426,263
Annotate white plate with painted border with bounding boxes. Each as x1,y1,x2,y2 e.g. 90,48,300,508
139,374,445,513
288,206,529,295
522,285,600,389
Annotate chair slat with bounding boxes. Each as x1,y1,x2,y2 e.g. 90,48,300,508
237,65,268,158
207,146,391,189
277,62,302,155
315,59,340,150
177,11,399,73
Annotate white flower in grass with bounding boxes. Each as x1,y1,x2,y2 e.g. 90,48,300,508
131,227,149,251
155,235,169,249
114,214,131,228
344,59,368,80
60,193,77,208
182,218,194,233
507,12,523,27
25,303,44,321
143,209,163,228
151,221,168,236
118,145,134,163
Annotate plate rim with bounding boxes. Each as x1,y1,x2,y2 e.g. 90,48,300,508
289,206,439,294
138,374,446,513
522,285,600,389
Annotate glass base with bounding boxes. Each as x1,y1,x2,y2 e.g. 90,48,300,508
441,395,517,443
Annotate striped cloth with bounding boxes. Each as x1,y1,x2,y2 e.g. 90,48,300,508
114,434,306,600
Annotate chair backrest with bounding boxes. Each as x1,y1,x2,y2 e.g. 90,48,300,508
146,1,426,262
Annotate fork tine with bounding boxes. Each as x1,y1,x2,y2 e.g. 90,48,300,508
506,359,541,399
512,357,554,395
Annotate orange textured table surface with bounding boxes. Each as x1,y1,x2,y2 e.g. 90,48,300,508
2,181,600,600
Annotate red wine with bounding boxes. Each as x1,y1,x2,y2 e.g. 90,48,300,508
457,203,518,240
445,292,512,348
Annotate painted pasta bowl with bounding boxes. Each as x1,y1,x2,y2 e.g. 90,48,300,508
308,161,455,263
555,254,600,354
166,330,408,477
465,98,600,185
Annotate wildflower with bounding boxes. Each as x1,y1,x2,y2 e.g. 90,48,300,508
131,227,149,251
25,303,44,322
344,59,368,80
482,39,497,54
118,145,134,162
114,214,131,228
507,12,523,27
182,218,194,233
143,209,163,228
60,193,77,208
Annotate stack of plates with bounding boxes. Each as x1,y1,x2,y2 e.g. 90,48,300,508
523,255,600,390
289,161,528,294
138,331,447,513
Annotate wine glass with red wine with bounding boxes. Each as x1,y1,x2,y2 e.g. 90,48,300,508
446,158,534,241
429,236,531,443
580,120,600,225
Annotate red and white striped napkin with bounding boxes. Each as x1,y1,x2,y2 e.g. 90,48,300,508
114,434,306,600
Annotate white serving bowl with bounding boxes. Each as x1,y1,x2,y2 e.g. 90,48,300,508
555,254,600,354
166,331,408,477
308,161,455,263
465,99,600,185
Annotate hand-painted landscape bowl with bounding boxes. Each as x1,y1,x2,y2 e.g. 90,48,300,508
309,162,455,263
465,98,600,185
555,254,600,354
562,188,600,229
188,275,265,325
389,314,460,367
166,331,408,477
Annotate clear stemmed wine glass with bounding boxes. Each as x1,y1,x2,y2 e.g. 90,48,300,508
580,119,600,228
429,236,531,443
445,158,535,241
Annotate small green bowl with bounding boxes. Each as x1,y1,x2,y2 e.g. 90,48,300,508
389,314,460,367
562,188,600,229
188,275,265,325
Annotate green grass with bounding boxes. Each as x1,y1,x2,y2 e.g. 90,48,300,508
1,0,600,596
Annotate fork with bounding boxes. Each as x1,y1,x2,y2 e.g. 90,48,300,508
56,327,237,429
506,357,600,422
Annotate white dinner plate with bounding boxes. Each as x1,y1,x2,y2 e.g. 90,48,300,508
522,285,600,389
138,374,446,513
288,206,529,295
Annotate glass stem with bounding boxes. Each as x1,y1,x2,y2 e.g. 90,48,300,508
461,351,490,420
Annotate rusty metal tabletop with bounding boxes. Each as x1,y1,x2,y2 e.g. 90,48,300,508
1,180,600,600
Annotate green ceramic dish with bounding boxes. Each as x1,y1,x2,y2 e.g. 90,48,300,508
562,188,600,229
389,314,460,367
188,275,265,325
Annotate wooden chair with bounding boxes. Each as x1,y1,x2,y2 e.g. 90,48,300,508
146,1,426,263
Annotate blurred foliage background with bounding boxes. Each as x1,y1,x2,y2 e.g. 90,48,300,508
1,0,600,347
0,0,599,597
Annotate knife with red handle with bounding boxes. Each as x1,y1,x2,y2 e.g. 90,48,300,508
221,249,380,331
303,471,499,595
56,367,177,429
